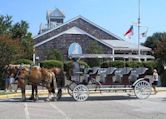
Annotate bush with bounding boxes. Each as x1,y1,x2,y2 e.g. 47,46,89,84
101,60,125,68
40,60,63,69
142,61,157,75
13,59,33,64
101,61,157,75
64,60,89,71
84,58,101,67
47,49,63,61
125,61,143,68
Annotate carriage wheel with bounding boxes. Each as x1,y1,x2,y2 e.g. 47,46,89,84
134,80,151,99
88,79,102,93
67,81,78,97
73,84,89,101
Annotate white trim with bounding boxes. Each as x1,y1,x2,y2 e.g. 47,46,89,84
70,54,155,59
33,15,123,40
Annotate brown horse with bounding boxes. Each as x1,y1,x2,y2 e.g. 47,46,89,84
29,67,65,101
17,66,56,101
2,64,30,92
3,64,65,101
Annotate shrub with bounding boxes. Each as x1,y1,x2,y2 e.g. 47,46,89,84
40,60,63,69
13,59,33,64
142,61,157,75
101,60,156,75
101,60,125,68
64,60,89,71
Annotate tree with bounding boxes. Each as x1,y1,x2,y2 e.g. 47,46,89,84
143,32,166,57
86,41,104,54
0,15,12,34
20,32,33,59
85,41,104,67
143,32,166,86
0,35,22,68
0,15,33,66
46,49,63,61
10,20,29,39
154,33,166,60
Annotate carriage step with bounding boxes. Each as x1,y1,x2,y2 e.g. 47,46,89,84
88,88,133,91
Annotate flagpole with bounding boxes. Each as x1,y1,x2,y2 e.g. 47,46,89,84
138,0,141,61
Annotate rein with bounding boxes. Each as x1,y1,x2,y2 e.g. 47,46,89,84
14,64,23,80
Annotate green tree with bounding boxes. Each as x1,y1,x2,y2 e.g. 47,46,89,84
143,32,166,57
0,35,22,68
86,41,104,54
46,49,63,61
21,32,33,59
85,41,104,67
0,15,12,34
0,15,33,65
144,32,166,86
10,20,29,39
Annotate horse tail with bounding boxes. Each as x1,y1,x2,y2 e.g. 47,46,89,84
50,73,56,94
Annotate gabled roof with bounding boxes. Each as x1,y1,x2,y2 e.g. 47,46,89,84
34,26,113,49
33,15,123,40
102,39,151,51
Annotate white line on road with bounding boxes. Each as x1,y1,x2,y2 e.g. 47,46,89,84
49,102,71,119
24,103,30,119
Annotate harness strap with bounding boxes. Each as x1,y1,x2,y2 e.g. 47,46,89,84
14,64,23,80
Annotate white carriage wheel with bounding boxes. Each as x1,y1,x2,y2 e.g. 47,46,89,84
73,84,89,101
67,82,78,97
134,80,151,99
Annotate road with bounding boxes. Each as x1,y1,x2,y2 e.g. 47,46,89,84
0,92,166,119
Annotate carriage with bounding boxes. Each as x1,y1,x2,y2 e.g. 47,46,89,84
65,66,152,102
3,62,152,102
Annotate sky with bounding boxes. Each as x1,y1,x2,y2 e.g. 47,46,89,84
0,0,166,44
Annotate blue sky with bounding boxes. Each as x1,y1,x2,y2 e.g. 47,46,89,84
0,0,166,44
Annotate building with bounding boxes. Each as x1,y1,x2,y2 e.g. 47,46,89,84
33,8,154,63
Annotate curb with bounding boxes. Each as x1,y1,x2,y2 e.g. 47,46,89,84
0,87,166,99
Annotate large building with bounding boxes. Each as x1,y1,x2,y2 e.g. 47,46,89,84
33,8,154,62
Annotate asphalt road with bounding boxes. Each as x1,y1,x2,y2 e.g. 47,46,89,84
0,92,166,119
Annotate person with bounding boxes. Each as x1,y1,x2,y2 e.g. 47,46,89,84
4,77,10,92
152,69,158,94
71,58,80,82
5,73,15,92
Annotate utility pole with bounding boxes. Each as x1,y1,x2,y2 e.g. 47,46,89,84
138,0,141,62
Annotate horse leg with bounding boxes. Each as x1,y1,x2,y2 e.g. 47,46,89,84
29,85,35,100
21,88,26,102
57,89,62,101
35,85,38,100
51,77,57,101
34,85,38,101
46,89,52,102
18,79,26,101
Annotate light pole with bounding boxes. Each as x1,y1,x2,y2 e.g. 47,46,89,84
33,47,36,65
138,0,141,62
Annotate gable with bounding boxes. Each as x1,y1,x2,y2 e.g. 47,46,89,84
34,16,122,45
34,26,113,50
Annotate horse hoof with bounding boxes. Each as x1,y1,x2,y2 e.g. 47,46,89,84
21,99,26,102
29,97,34,100
45,98,50,102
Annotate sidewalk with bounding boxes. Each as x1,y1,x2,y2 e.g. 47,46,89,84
0,87,166,99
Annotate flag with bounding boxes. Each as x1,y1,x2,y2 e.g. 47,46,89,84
140,28,148,38
124,25,134,39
